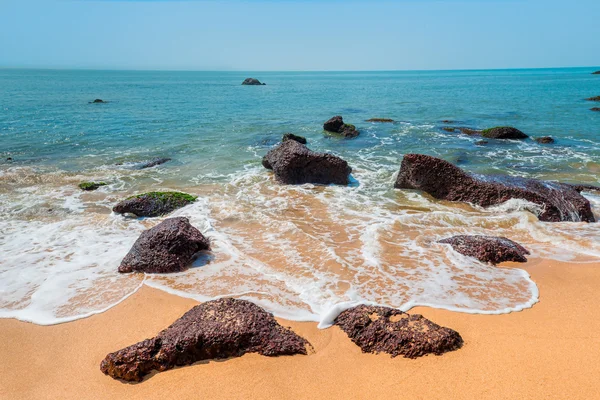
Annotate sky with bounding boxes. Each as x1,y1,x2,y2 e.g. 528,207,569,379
0,0,599,71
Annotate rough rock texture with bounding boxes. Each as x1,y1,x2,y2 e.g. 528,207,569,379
100,298,310,381
481,126,529,139
535,136,555,144
334,305,463,358
118,217,210,273
394,154,595,222
439,235,530,264
262,140,351,185
586,96,600,101
78,181,107,191
323,116,360,138
113,191,197,217
592,107,600,112
90,99,106,103
366,118,395,123
282,133,307,144
242,78,265,85
136,158,172,169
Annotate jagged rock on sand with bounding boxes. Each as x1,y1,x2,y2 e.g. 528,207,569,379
100,298,310,381
118,217,210,274
439,235,530,264
334,305,463,358
394,154,595,222
323,115,360,138
113,191,197,217
262,139,351,185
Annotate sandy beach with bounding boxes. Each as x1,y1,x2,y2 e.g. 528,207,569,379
2,258,599,400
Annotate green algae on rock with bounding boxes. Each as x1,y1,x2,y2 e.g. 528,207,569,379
113,191,197,217
78,181,107,191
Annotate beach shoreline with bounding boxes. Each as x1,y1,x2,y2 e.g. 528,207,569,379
2,258,600,400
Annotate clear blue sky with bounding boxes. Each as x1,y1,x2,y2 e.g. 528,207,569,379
0,0,599,71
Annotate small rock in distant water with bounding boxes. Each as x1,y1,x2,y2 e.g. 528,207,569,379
592,71,600,75
282,133,307,144
100,298,310,381
441,120,457,124
6,157,12,161
586,96,600,101
136,157,172,169
262,139,351,185
475,140,488,146
90,99,107,104
78,181,107,191
535,136,555,144
481,126,529,139
334,305,463,358
112,191,197,217
366,118,395,123
592,107,600,112
242,78,266,85
441,127,457,132
439,235,530,264
323,115,360,138
118,217,210,273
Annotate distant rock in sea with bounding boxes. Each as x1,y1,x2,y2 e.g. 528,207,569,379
135,157,172,169
586,96,600,101
535,136,555,144
439,235,530,264
262,139,351,185
100,298,310,381
323,115,359,138
366,118,395,123
242,78,266,85
394,154,595,222
334,305,463,358
112,191,197,217
118,217,210,274
592,107,600,112
480,126,529,140
282,132,307,144
90,99,107,104
592,70,600,75
78,181,107,191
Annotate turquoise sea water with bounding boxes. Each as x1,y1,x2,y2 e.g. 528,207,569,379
1,67,600,325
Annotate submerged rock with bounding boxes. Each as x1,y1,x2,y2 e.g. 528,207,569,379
136,157,172,169
366,118,395,123
335,305,462,358
323,116,360,138
100,298,310,381
90,99,107,104
78,181,107,191
475,140,488,146
593,71,600,75
535,136,555,144
282,133,307,144
242,78,266,85
439,235,530,264
592,107,600,112
586,96,600,101
481,126,529,139
394,154,595,222
262,139,351,185
118,217,210,273
113,191,197,217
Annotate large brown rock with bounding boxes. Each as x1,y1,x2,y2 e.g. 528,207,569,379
335,305,463,358
118,217,210,273
394,154,595,222
100,298,310,381
262,140,351,185
323,115,359,138
113,191,196,217
439,235,529,264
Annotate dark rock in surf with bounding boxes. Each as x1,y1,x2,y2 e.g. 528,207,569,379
323,116,360,138
439,235,530,264
118,217,210,274
481,126,528,140
366,118,395,123
113,191,196,217
262,140,351,185
100,298,310,381
334,305,462,358
475,140,488,146
535,136,554,144
586,96,600,101
394,154,595,222
90,99,107,104
136,157,172,169
78,181,107,191
242,78,266,86
282,133,307,144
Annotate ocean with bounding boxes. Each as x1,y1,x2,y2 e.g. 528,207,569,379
1,67,599,326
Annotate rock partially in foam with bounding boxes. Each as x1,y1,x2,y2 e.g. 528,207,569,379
262,139,351,185
100,298,310,381
394,154,595,222
135,157,171,169
334,305,463,358
439,235,530,264
113,191,196,217
118,217,210,273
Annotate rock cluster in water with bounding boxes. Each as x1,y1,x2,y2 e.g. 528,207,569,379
439,235,530,264
323,116,360,138
394,154,595,222
262,139,351,185
334,305,463,358
118,217,210,274
100,298,310,381
113,191,196,217
242,78,266,85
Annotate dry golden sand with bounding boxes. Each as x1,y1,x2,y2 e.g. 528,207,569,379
2,259,600,400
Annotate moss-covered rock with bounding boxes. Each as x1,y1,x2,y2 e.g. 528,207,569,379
78,181,107,191
113,191,197,217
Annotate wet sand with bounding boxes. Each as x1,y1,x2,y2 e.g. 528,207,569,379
2,259,600,400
